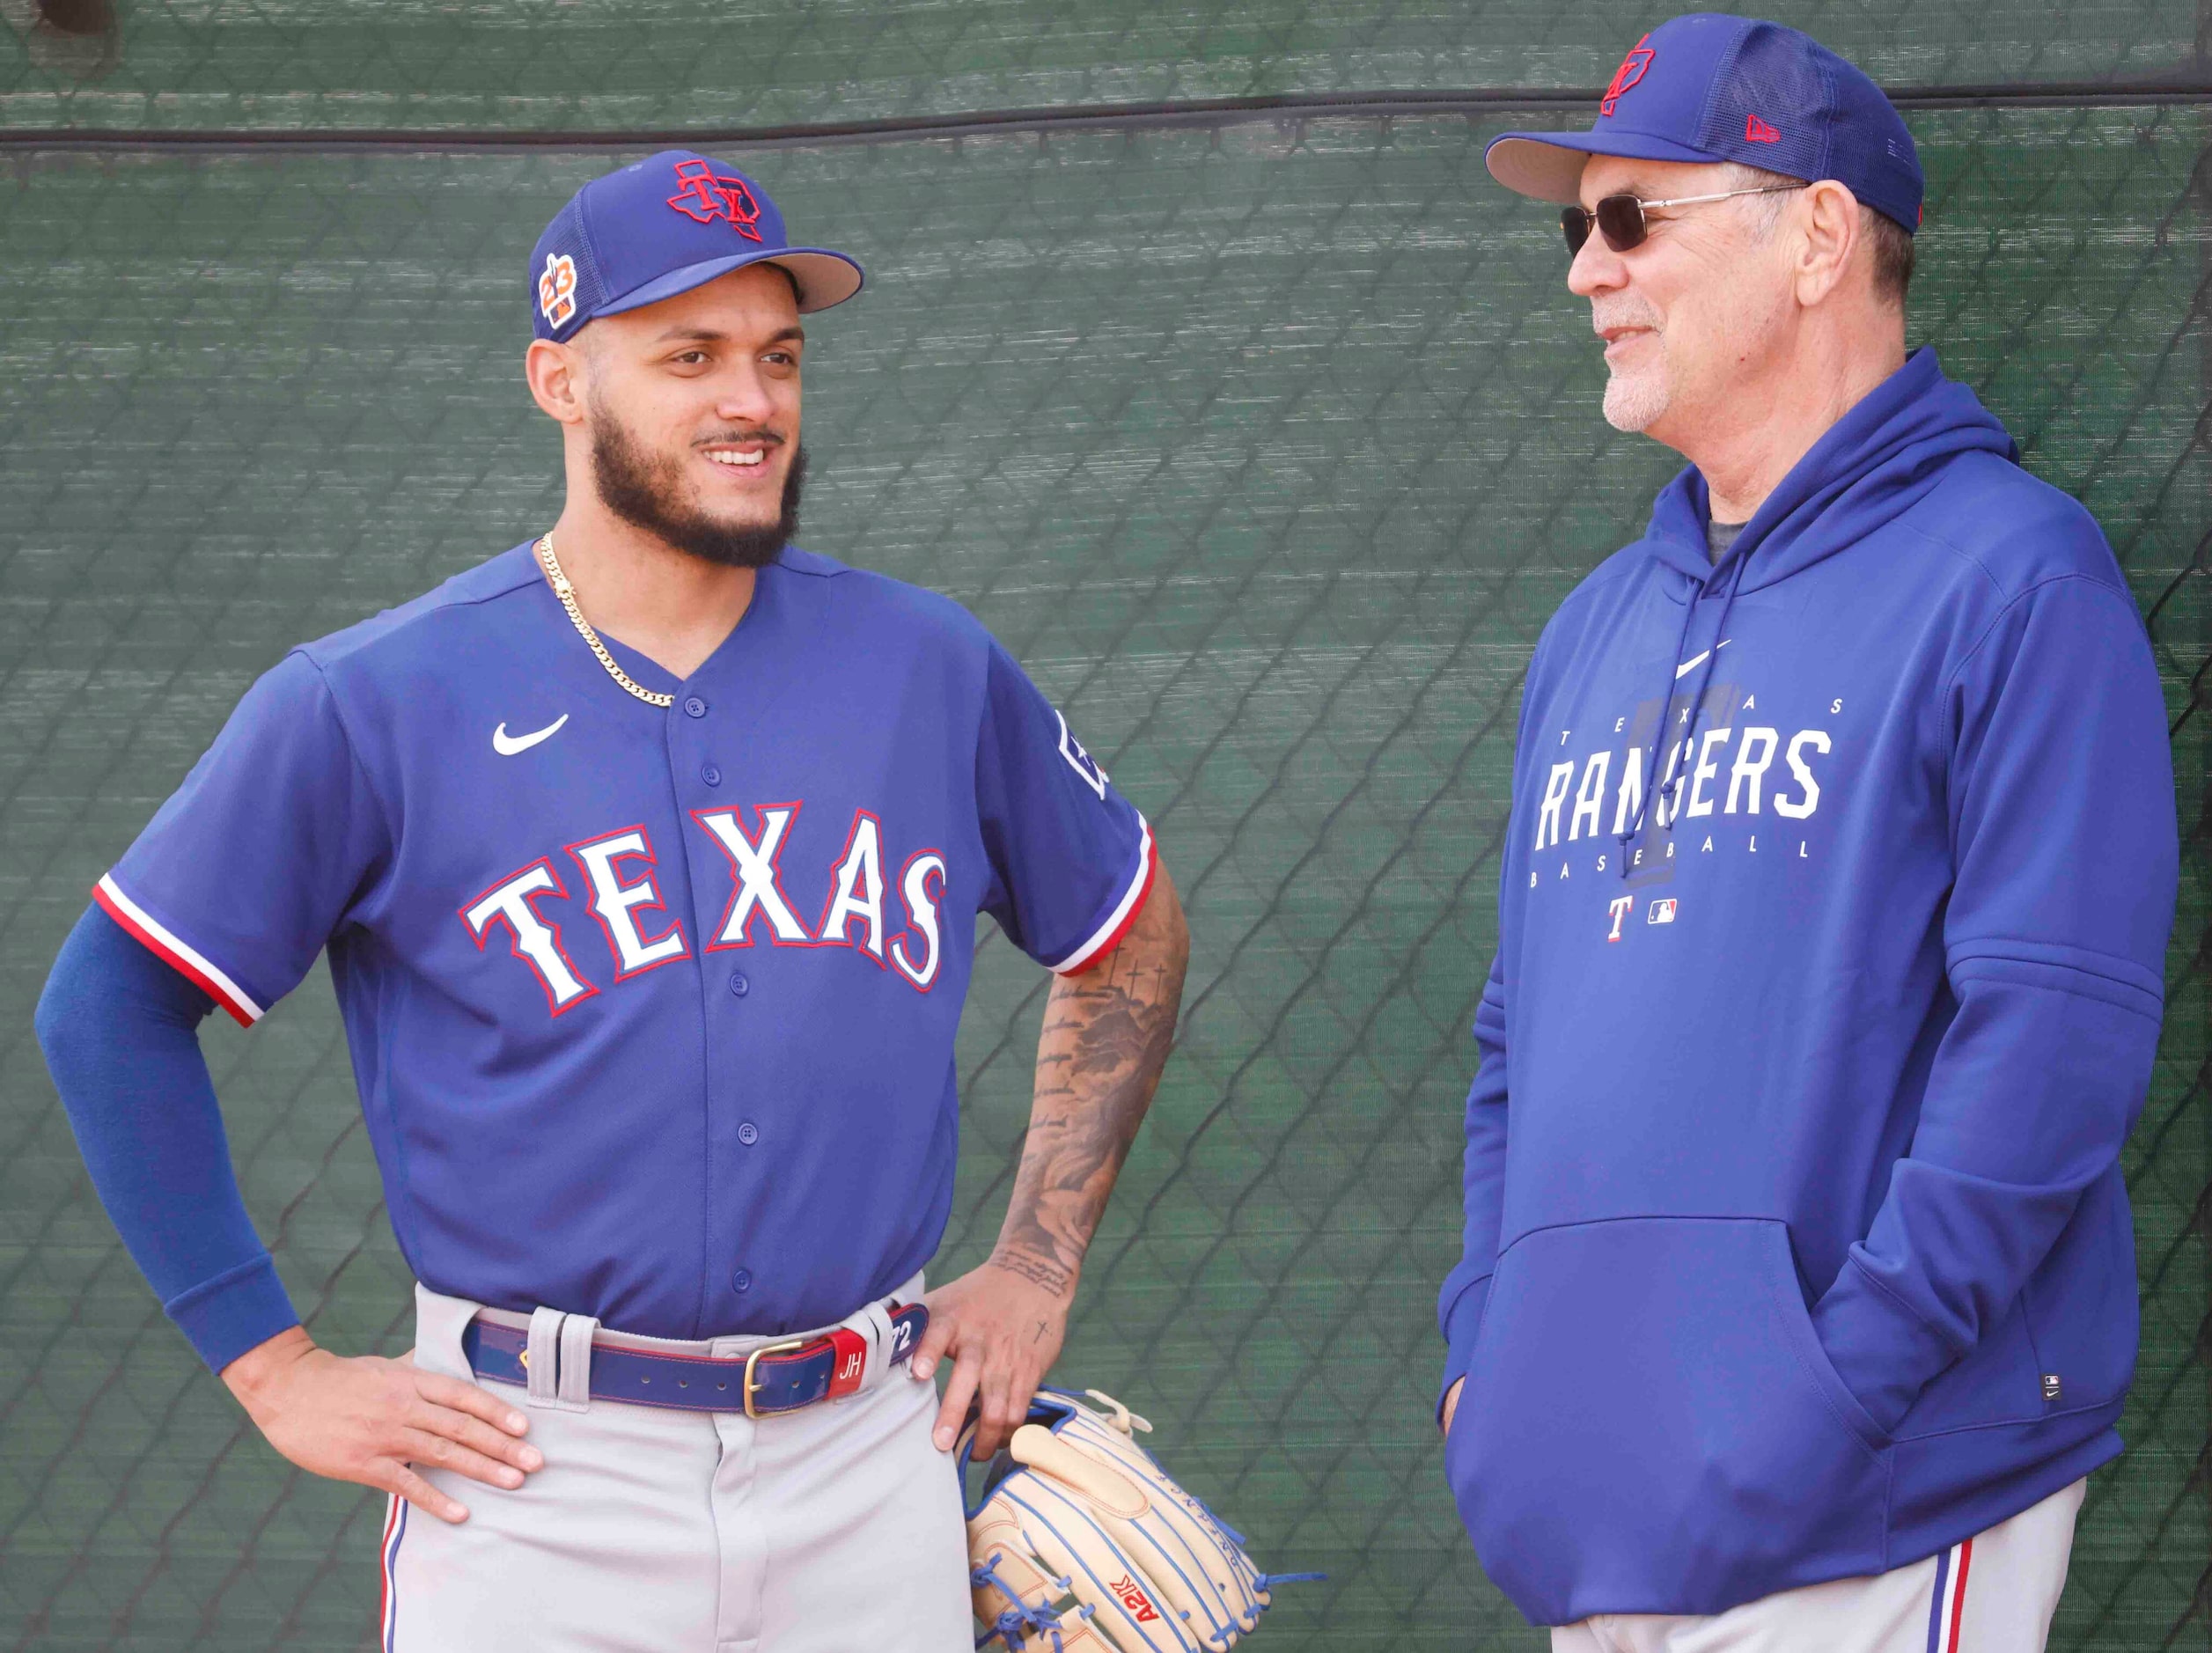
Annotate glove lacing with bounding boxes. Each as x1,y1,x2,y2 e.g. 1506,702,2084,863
972,1554,1093,1652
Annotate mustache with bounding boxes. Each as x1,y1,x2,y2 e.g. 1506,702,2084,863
1590,298,1663,335
694,430,787,448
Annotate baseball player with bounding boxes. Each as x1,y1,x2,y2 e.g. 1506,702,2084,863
35,152,1190,1651
1436,17,2177,1651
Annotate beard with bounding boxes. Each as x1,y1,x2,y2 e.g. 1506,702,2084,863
588,407,806,570
1591,297,1672,435
1602,361,1672,434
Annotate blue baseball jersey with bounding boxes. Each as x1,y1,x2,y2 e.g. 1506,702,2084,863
97,543,1155,1339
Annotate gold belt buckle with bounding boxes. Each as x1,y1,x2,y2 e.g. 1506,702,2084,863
742,1339,809,1421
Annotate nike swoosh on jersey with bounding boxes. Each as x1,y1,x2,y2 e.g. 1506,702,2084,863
493,714,570,756
1675,640,1732,679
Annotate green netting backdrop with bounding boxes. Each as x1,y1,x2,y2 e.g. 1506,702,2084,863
4,4,2211,1649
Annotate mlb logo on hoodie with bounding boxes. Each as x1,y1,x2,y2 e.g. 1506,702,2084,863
1648,899,1679,925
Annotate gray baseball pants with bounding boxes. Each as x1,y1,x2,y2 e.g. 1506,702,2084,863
1552,1478,2084,1653
379,1275,972,1652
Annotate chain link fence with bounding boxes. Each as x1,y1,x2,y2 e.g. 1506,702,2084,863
3,4,2211,1649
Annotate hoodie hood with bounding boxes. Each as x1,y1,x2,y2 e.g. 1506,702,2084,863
1642,347,2017,593
1608,349,2018,866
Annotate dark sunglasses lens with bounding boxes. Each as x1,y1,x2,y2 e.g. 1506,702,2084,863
1595,195,1648,251
1562,207,1593,254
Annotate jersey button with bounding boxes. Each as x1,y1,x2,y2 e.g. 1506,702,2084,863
738,1120,760,1146
702,763,723,787
728,971,749,997
682,695,709,719
732,1268,753,1292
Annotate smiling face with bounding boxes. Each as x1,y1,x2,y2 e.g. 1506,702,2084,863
1566,155,1795,444
567,261,808,568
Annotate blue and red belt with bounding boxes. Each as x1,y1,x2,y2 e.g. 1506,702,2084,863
462,1303,930,1418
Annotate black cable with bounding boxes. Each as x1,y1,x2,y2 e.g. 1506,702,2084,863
4,78,2212,153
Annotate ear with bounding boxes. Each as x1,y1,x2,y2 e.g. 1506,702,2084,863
525,337,590,427
1791,180,1863,309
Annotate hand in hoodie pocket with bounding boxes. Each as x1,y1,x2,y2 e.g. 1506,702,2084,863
1450,1216,1891,1623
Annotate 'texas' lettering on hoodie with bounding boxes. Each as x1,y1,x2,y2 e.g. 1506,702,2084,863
1438,349,2179,1626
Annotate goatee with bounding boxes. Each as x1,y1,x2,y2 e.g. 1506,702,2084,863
588,409,807,570
1602,368,1672,434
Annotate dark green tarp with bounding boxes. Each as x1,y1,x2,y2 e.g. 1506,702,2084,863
3,4,2208,1647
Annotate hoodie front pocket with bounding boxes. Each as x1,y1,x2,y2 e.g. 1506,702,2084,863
1451,1216,1890,1624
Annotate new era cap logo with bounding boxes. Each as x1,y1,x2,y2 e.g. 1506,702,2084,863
538,253,577,328
1745,113,1782,143
667,158,764,242
1601,33,1655,117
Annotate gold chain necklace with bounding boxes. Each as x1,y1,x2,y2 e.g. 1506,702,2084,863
534,533,675,709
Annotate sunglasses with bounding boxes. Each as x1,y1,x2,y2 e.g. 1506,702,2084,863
1562,183,1807,255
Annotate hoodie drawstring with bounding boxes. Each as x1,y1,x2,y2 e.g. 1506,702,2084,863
1615,547,1749,879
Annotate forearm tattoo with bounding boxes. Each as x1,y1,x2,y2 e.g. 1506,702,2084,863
991,871,1189,1299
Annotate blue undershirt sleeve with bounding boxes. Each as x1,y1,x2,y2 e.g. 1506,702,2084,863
34,902,300,1374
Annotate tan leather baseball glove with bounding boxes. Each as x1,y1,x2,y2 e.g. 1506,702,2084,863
962,1388,1315,1652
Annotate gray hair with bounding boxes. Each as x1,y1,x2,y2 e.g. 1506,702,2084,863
1726,162,1914,308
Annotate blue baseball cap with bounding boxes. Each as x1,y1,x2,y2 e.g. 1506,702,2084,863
529,150,864,342
1486,14,1922,235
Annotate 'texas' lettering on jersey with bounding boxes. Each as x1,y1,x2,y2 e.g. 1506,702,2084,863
1527,678,1843,883
459,803,947,1015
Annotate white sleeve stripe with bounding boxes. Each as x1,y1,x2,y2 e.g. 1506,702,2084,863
95,874,267,1025
1048,815,1156,976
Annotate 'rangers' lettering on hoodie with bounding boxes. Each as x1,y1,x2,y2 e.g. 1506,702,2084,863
1532,710,1832,852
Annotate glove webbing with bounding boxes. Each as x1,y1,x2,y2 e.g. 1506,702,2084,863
973,1552,1092,1652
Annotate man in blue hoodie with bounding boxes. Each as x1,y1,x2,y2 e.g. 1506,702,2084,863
1437,15,2179,1649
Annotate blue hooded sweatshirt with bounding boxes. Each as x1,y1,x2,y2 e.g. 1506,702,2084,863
1437,348,2178,1624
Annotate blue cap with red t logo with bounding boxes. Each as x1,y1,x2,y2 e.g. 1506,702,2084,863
529,150,864,342
1486,14,1923,234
